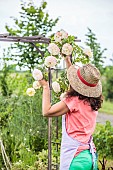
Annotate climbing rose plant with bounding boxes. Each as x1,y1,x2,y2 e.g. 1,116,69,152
26,29,92,98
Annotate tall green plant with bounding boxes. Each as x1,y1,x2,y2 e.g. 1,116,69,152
103,66,113,100
0,63,9,96
5,0,59,71
0,51,16,96
85,28,107,74
93,121,113,158
1,92,48,165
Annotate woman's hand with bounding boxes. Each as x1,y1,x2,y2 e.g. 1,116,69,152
38,79,49,88
64,55,72,69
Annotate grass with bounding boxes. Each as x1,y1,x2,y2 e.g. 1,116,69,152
99,100,113,115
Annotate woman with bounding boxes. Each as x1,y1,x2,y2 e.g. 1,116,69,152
39,56,103,170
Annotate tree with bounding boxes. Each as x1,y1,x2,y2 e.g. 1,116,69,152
5,0,59,71
103,66,113,101
85,28,107,74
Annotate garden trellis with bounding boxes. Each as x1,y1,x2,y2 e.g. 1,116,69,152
0,32,87,170
0,33,53,170
0,34,50,57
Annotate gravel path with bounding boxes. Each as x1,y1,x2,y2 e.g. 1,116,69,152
97,112,113,125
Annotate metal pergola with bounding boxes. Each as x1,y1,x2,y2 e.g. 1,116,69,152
0,34,50,57
0,33,81,170
0,33,54,170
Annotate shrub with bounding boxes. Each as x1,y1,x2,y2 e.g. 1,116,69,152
93,121,113,158
0,92,48,168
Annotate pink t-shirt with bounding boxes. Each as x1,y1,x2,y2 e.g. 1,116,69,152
62,96,97,155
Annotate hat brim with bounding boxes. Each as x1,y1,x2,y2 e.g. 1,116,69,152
67,65,102,97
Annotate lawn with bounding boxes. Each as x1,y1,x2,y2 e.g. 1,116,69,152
99,100,113,115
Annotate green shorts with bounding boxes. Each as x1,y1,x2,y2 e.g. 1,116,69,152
69,150,98,170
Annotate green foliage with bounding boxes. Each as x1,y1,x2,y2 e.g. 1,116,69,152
50,31,90,65
34,147,60,170
93,121,113,158
85,28,107,74
102,66,113,101
0,65,62,169
33,149,48,170
0,93,48,167
51,70,69,103
0,92,61,169
0,63,10,96
99,100,113,115
0,68,32,96
5,0,59,71
11,147,60,170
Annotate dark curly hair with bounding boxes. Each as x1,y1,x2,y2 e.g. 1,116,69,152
66,86,103,111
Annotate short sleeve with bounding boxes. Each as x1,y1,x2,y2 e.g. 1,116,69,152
62,97,78,113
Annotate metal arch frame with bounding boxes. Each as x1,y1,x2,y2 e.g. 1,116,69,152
0,33,81,170
0,33,50,57
0,33,53,170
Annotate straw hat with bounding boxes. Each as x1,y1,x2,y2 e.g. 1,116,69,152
67,64,102,97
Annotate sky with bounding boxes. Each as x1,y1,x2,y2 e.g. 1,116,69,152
0,0,113,67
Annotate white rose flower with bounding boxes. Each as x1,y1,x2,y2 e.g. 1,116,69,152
32,69,43,80
26,88,36,96
83,48,93,58
54,31,62,43
48,43,60,55
62,43,73,56
33,81,41,89
45,56,57,68
60,29,68,39
52,81,60,93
